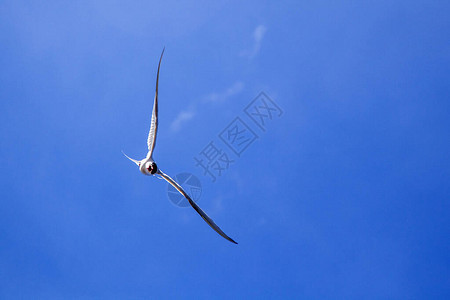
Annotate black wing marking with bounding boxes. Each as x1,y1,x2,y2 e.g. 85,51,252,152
157,169,238,244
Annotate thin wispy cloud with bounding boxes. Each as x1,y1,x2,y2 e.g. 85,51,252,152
203,81,244,103
170,109,195,132
240,25,267,58
170,81,245,132
171,25,263,132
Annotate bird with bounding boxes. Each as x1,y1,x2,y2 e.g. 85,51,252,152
122,48,237,244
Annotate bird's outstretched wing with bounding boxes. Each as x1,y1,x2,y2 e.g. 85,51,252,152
157,169,238,244
147,48,165,159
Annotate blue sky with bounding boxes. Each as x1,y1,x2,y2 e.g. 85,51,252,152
1,0,449,298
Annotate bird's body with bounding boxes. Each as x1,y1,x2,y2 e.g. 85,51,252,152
123,49,237,244
140,158,157,175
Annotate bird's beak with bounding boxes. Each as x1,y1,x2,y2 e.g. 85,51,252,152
121,151,140,166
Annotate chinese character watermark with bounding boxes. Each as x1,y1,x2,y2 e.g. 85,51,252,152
193,92,283,183
194,141,234,182
219,117,258,157
244,92,283,131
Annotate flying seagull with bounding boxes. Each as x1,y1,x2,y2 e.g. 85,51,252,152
123,49,237,244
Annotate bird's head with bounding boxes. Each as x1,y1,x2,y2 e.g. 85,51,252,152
142,161,158,175
122,151,158,176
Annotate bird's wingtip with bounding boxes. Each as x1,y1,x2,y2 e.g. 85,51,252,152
121,150,140,166
229,238,238,244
